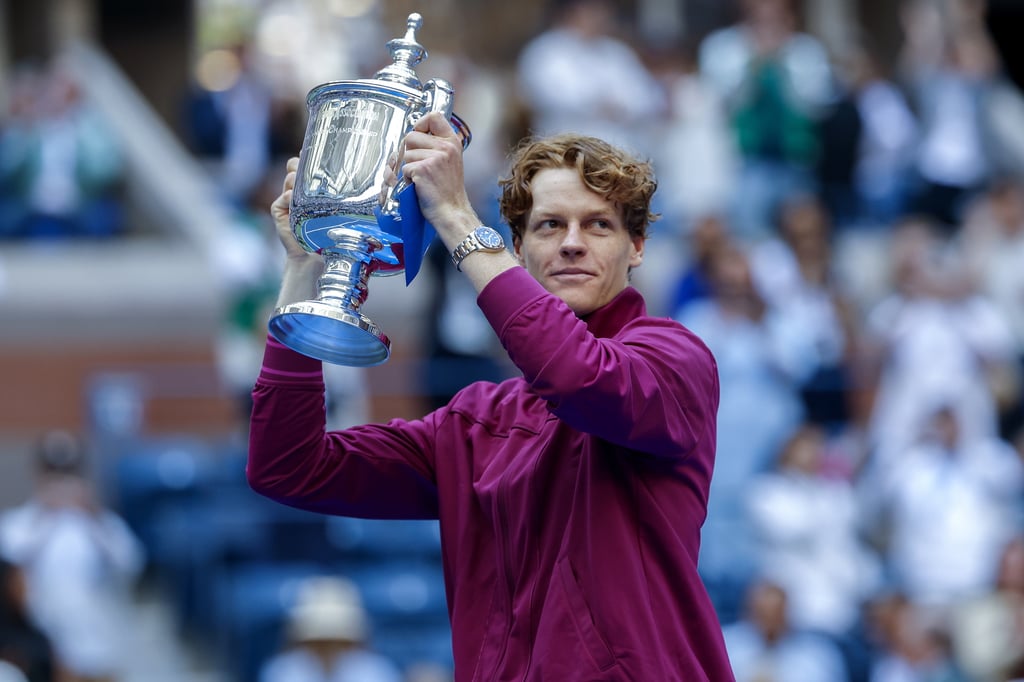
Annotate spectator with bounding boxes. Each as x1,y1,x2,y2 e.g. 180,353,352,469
747,424,883,639
699,0,834,238
861,591,914,676
840,45,919,228
649,43,738,229
184,40,300,208
860,217,1017,467
959,178,1024,438
0,64,39,238
665,213,731,318
0,559,53,682
676,243,811,613
516,0,666,158
868,403,1024,610
814,64,864,232
750,194,859,427
0,59,125,240
723,578,850,682
677,241,816,482
0,430,145,682
899,0,1003,230
950,535,1024,682
258,575,403,682
868,597,970,682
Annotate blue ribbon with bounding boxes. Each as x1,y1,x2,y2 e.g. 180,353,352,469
374,183,436,286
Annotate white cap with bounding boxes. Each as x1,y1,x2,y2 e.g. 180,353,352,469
287,575,370,644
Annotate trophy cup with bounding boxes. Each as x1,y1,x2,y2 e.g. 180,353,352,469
268,12,470,366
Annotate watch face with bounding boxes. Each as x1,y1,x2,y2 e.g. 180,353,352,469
475,226,504,249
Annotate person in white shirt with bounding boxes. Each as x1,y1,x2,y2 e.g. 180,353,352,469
0,430,145,682
723,578,850,682
861,217,1017,469
516,0,666,159
871,403,1024,609
747,424,883,637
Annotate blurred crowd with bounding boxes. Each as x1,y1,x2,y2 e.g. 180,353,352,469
3,0,1024,680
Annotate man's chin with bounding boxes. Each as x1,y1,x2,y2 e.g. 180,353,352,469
542,281,599,316
561,295,598,317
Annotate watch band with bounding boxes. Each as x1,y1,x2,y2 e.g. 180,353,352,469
450,234,481,271
451,226,505,271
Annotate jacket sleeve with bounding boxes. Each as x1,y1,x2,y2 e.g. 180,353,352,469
478,268,719,459
247,336,440,519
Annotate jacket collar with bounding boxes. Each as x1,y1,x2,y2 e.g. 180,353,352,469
581,287,646,339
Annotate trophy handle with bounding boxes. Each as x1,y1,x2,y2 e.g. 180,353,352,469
425,78,472,148
425,78,455,120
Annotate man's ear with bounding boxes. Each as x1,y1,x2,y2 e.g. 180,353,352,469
629,235,645,268
513,237,524,264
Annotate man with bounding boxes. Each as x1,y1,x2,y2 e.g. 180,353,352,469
248,112,733,680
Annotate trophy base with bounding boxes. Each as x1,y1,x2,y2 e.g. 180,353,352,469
269,301,391,367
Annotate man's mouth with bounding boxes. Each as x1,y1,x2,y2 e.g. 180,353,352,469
551,268,593,278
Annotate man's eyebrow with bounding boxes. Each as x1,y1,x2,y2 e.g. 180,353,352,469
529,211,561,223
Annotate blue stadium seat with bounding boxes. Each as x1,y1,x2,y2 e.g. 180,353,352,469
326,516,443,559
342,560,448,625
211,561,326,682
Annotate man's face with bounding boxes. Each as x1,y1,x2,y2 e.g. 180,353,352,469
514,167,644,317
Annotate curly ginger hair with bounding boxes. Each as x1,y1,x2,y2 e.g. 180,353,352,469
498,134,659,243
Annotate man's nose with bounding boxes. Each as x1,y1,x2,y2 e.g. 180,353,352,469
560,223,586,256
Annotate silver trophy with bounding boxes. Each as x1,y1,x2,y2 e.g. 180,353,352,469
268,12,470,366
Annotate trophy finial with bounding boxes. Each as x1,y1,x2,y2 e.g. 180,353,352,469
406,13,423,39
375,12,428,88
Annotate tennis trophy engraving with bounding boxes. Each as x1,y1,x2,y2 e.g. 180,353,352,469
268,12,470,366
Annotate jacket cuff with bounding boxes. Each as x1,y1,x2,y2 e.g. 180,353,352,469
258,334,324,385
477,267,548,336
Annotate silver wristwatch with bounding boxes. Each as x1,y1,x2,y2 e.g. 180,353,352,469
450,226,506,271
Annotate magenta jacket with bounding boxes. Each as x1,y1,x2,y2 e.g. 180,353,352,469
248,267,734,681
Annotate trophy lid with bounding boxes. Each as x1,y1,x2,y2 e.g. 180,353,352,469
374,13,427,90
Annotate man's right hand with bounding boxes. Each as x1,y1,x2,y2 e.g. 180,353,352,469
271,156,324,308
271,156,318,263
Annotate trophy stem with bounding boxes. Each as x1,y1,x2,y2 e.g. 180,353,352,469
268,229,392,367
317,252,370,311
317,228,379,311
